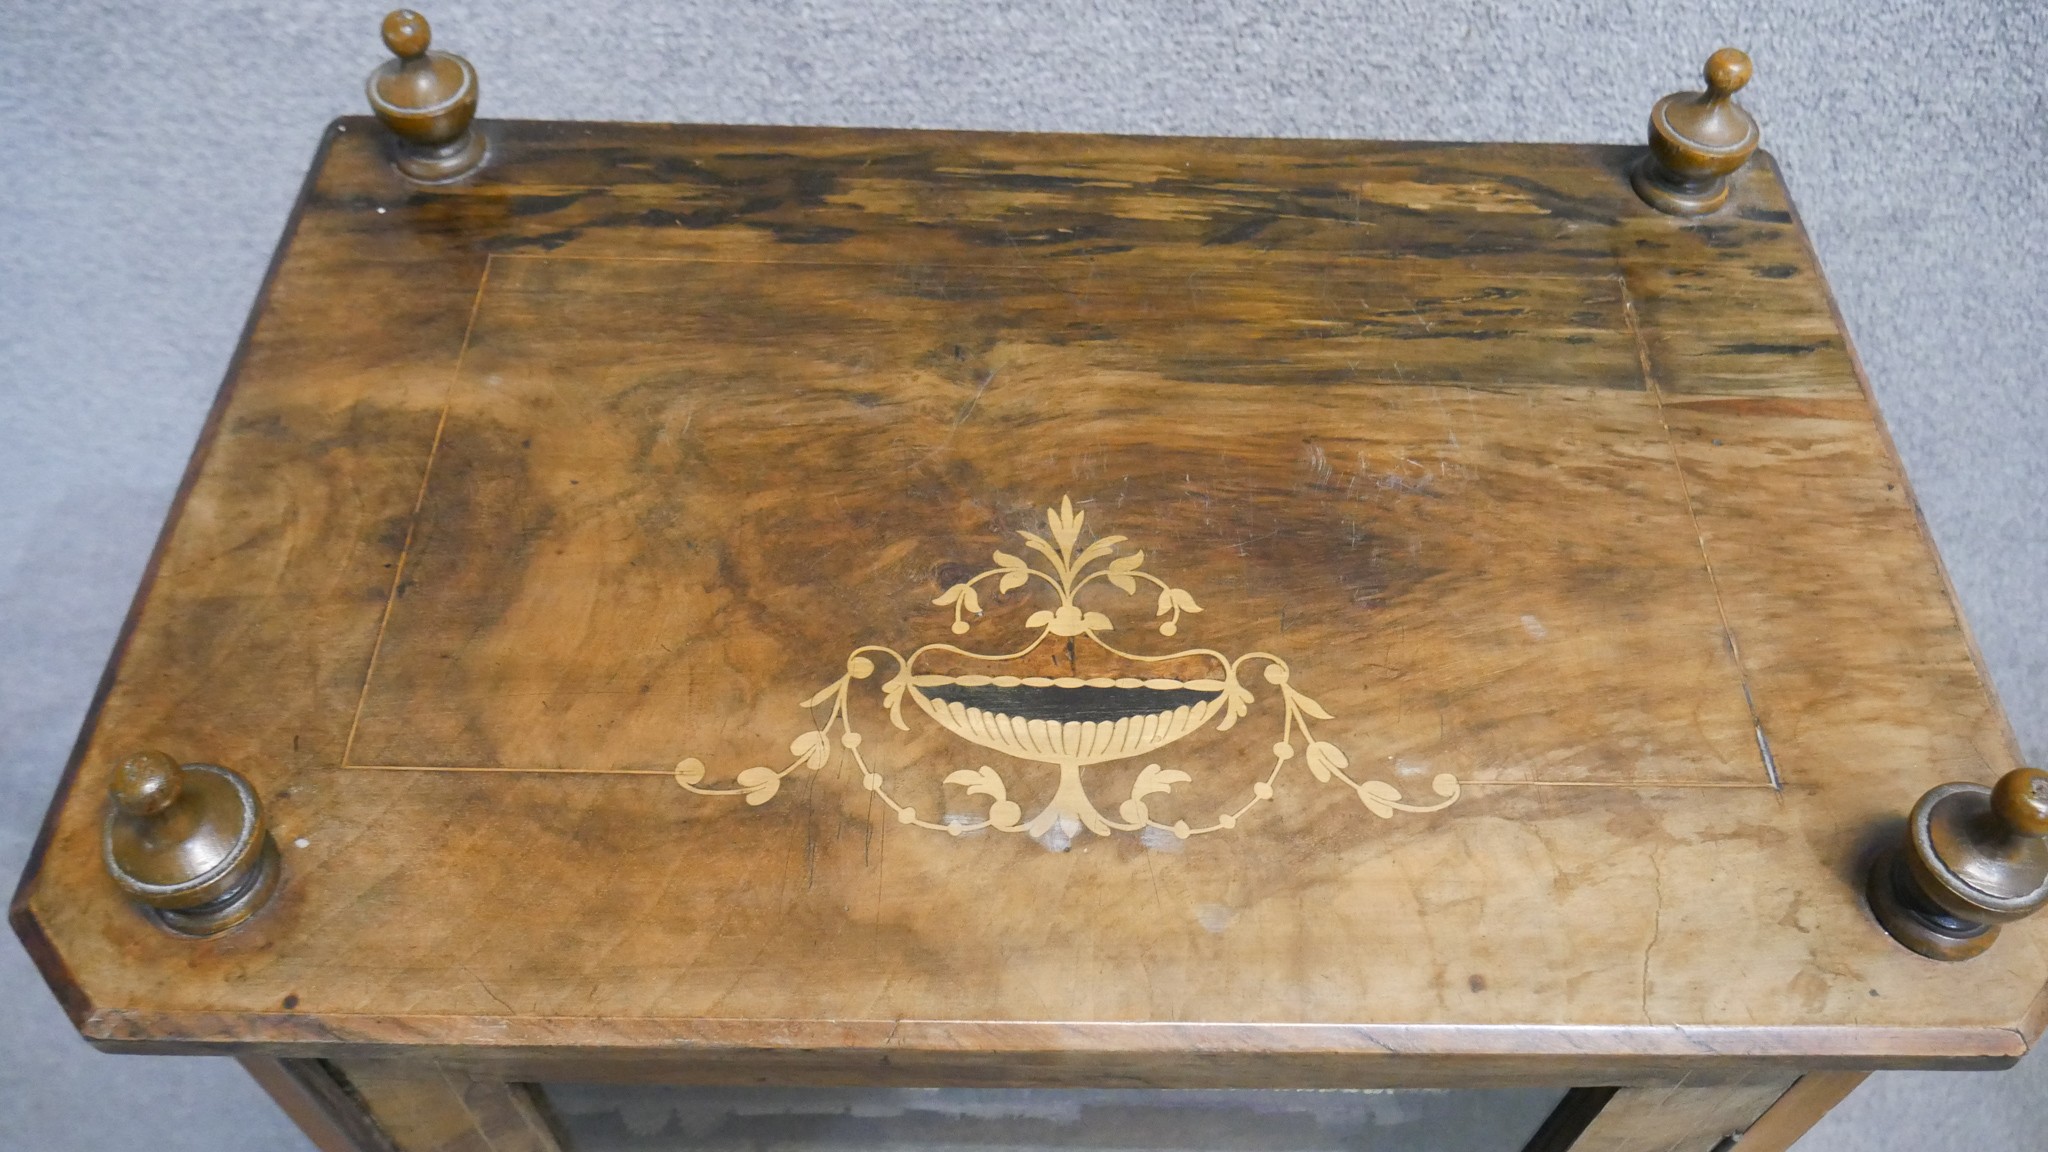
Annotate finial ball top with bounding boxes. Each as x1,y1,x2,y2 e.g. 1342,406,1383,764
382,9,432,59
112,750,182,817
1991,767,2048,839
1704,48,1753,99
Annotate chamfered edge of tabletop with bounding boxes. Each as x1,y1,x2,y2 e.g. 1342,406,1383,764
7,122,346,1036
70,1009,2031,1085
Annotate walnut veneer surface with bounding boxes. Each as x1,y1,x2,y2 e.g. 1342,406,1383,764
12,119,2039,1085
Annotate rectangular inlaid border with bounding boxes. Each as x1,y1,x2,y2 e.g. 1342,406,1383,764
336,252,1777,794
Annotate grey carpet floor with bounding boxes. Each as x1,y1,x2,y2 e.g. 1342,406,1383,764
2,3,2042,1148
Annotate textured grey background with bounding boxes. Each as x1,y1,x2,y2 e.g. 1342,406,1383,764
2,2,2043,1149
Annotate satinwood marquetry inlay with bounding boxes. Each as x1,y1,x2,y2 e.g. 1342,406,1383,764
675,495,1459,839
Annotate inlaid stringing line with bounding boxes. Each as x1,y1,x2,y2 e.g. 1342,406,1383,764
481,251,1643,282
337,261,1767,808
1619,275,1780,791
340,254,495,772
337,763,1780,790
347,765,677,775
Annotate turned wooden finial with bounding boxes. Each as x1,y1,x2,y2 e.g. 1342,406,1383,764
365,9,486,183
102,750,281,937
1868,767,2048,961
1631,47,1760,216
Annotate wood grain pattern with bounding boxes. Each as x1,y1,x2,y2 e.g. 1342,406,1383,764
1727,1071,1868,1152
1520,1087,1619,1152
1569,1072,1793,1152
11,121,2039,1087
339,1061,561,1152
241,1056,397,1152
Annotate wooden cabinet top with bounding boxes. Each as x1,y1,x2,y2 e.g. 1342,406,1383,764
13,119,2042,1085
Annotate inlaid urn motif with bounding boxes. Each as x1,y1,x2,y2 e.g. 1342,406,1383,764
675,497,1459,839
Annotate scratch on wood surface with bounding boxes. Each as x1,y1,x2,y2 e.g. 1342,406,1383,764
1754,720,1783,790
1304,440,1332,485
464,968,515,1014
952,369,997,429
1641,852,1665,1019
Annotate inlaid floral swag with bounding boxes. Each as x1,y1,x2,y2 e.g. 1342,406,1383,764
675,497,1458,839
